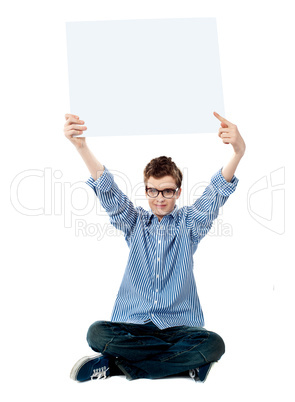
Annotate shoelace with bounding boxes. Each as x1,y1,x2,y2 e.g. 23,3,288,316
189,368,200,380
91,366,109,380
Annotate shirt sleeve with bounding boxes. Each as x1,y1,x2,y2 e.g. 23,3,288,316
85,166,138,240
186,168,239,244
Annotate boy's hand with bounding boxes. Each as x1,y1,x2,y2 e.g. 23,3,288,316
64,113,88,149
213,112,246,156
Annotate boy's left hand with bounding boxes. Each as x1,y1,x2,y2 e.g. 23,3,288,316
213,112,246,156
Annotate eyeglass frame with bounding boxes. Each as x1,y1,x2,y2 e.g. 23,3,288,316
145,186,179,199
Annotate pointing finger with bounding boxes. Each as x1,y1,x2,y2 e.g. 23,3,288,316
213,111,233,126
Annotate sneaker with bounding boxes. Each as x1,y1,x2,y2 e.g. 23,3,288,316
70,353,110,382
189,362,215,382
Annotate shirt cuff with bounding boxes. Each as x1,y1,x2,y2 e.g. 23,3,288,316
210,168,239,196
85,166,114,193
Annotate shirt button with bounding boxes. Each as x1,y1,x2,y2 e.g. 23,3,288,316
158,240,161,244
154,300,157,304
156,274,159,279
151,314,154,317
157,258,160,262
156,289,158,292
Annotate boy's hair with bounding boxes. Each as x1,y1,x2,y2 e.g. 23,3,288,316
143,156,183,188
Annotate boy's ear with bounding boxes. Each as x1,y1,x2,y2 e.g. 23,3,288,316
176,187,182,198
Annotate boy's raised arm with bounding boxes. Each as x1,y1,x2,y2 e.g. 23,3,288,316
64,113,104,180
186,112,244,244
64,113,138,241
213,112,246,182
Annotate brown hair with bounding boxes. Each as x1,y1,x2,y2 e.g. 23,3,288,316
143,156,183,188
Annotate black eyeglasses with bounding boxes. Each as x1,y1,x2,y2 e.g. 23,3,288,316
145,187,179,199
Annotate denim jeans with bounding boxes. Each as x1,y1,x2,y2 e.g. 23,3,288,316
86,320,225,380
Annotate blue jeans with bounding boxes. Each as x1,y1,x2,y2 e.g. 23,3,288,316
86,320,225,380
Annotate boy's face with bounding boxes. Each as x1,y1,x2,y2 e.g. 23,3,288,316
145,175,182,221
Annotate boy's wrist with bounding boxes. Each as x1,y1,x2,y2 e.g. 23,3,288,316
76,141,88,153
233,140,246,158
233,149,245,159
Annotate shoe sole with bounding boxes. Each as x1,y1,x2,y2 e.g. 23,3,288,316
200,362,215,382
70,353,102,381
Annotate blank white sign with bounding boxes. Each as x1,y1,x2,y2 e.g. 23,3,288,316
66,18,224,137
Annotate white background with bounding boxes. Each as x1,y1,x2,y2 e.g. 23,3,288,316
1,1,294,401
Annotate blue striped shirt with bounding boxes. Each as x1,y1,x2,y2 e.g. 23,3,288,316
86,166,238,329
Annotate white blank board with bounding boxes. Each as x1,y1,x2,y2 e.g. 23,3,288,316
66,18,224,137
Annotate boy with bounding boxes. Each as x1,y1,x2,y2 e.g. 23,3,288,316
64,112,246,382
